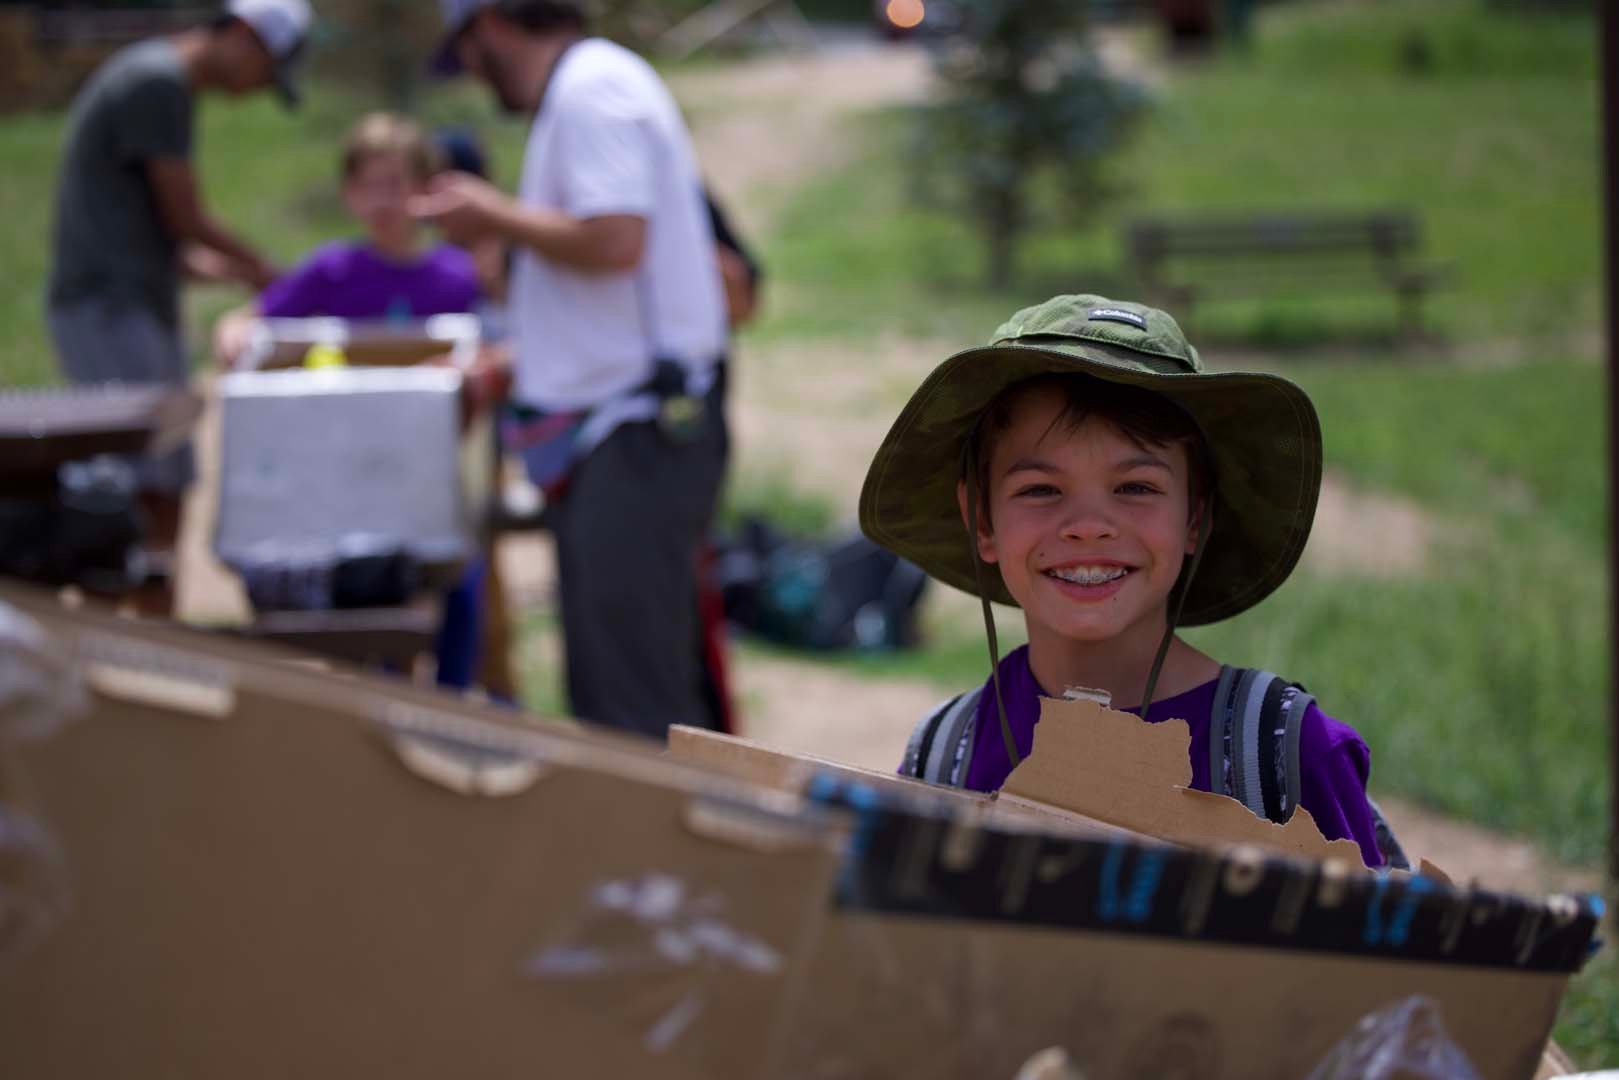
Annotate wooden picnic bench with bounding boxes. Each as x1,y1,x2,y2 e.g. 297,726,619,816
1124,210,1447,336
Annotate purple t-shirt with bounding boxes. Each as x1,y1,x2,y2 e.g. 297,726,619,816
962,645,1384,867
259,241,480,320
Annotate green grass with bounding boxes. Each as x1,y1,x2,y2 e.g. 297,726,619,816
754,0,1600,349
1558,949,1619,1069
1299,359,1607,549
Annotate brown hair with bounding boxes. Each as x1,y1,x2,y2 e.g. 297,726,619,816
967,373,1213,530
340,113,443,185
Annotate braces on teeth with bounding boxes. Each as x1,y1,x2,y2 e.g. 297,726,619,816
1048,566,1128,586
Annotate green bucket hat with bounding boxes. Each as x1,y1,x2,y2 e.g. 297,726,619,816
858,294,1322,626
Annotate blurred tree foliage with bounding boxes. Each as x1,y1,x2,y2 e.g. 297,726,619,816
306,0,715,107
307,0,441,109
913,0,1147,288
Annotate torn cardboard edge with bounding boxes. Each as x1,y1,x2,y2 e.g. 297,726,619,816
0,584,825,836
1003,696,1370,868
671,693,1432,875
665,726,1150,845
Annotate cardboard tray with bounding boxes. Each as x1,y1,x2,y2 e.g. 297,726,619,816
240,315,481,371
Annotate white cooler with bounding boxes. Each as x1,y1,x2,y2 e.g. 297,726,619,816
214,367,478,585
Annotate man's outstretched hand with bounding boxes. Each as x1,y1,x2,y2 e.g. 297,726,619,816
409,172,511,247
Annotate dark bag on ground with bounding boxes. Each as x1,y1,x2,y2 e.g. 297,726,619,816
237,534,419,612
0,457,144,594
714,517,928,651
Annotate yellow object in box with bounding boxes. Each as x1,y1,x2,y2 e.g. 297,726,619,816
303,342,347,370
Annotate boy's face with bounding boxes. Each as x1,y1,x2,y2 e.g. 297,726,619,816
343,153,423,242
963,384,1199,649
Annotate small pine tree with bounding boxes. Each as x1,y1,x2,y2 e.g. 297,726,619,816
914,0,1146,288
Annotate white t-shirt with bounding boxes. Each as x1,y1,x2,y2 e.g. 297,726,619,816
509,38,726,422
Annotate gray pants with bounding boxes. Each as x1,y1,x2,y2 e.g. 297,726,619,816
548,401,727,739
47,296,195,494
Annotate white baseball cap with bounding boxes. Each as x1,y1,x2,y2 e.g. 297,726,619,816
226,0,313,107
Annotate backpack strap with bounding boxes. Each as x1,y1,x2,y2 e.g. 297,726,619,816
1211,669,1411,868
902,687,983,787
1274,683,1312,822
1210,666,1306,824
1367,798,1412,871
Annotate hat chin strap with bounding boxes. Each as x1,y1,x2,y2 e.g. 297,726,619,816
1139,496,1214,718
963,438,1022,770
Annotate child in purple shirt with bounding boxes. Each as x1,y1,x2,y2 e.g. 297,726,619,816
213,113,480,364
217,114,490,694
259,112,479,320
860,294,1395,868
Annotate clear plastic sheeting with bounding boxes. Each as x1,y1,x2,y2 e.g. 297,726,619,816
0,601,80,970
1306,996,1483,1080
0,602,86,744
526,873,786,1055
0,801,70,971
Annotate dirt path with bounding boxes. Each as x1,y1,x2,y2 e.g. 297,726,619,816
670,42,934,233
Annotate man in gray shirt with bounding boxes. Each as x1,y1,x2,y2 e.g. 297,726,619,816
47,0,310,614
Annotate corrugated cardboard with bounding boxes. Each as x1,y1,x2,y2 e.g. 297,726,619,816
779,779,1597,1080
1002,695,1369,865
669,718,1598,1080
671,696,1366,868
1,588,1600,1080
667,724,1147,842
0,586,842,1080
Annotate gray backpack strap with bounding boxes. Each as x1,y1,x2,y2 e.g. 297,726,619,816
1211,668,1411,866
1211,666,1296,824
902,687,982,787
1230,667,1281,819
1367,797,1412,871
900,698,946,779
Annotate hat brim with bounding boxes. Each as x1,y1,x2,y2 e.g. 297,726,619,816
858,342,1322,626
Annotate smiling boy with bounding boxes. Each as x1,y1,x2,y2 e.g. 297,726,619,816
862,294,1398,868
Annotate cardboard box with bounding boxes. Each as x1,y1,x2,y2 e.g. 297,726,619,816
667,724,1149,843
240,315,481,371
0,586,843,1080
781,777,1598,1080
214,366,477,578
1,588,1602,1080
672,695,1364,868
669,726,1601,1080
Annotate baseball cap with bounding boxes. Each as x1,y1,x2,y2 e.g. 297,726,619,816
226,0,313,108
432,0,498,77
